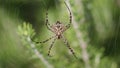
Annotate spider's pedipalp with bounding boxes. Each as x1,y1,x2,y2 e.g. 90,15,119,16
62,35,77,59
48,37,57,56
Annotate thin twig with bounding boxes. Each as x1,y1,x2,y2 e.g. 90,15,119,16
27,37,54,68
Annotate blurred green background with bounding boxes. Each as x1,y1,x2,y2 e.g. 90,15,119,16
0,0,120,68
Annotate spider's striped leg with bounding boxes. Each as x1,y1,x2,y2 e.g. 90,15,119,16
64,1,72,29
36,36,55,44
62,35,77,59
48,38,57,56
46,9,52,31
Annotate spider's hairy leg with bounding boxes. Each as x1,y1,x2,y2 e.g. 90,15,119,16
64,1,72,29
62,35,77,59
48,38,57,56
46,9,52,31
36,36,55,44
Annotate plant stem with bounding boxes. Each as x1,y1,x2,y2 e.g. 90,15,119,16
27,36,54,68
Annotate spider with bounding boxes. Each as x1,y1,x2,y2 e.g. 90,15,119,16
36,2,77,59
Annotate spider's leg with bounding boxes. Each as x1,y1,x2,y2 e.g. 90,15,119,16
46,9,52,31
36,36,55,44
48,38,56,56
64,1,72,29
62,35,77,59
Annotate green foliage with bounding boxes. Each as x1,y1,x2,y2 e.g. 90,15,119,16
18,22,35,38
0,0,120,68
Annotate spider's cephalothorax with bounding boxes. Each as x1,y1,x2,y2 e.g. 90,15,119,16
36,2,77,59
